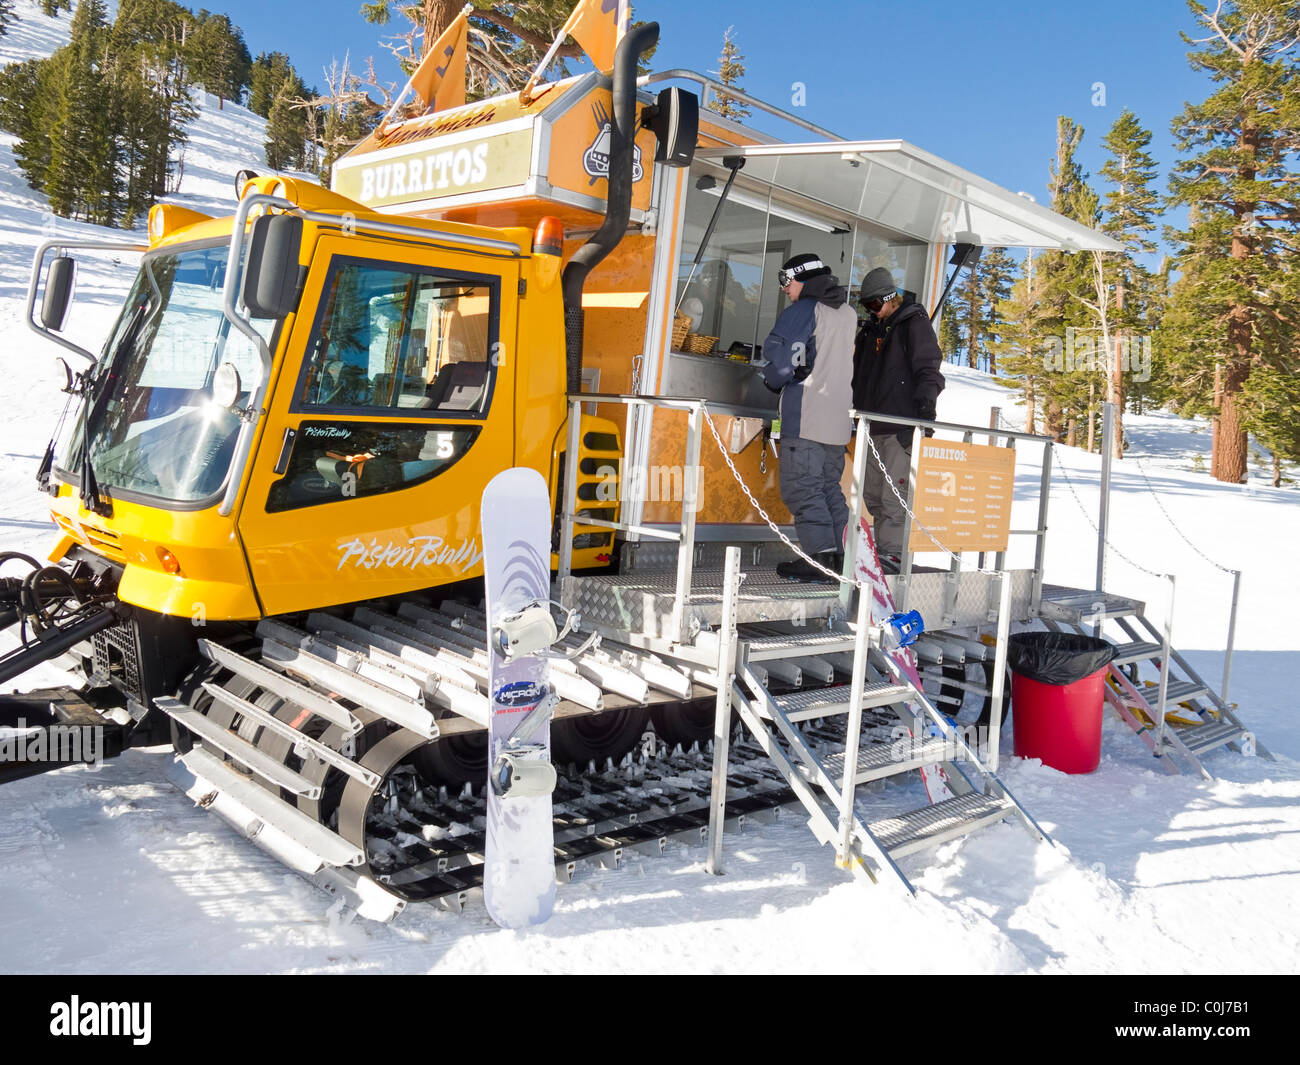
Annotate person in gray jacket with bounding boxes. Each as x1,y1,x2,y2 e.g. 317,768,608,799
761,253,859,583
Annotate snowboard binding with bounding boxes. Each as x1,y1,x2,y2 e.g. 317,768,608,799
492,599,597,661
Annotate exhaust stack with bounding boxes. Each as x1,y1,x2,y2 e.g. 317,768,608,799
560,22,661,396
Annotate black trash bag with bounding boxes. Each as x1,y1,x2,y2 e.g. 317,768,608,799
1006,632,1116,686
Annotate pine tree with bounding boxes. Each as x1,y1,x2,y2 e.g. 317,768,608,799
1086,109,1161,456
950,265,981,368
0,1,16,38
186,12,252,108
0,60,53,186
1166,0,1300,483
41,0,74,16
265,78,307,171
1027,116,1103,443
249,52,295,117
990,262,1042,431
978,247,1017,375
46,0,120,224
712,26,750,120
938,302,962,365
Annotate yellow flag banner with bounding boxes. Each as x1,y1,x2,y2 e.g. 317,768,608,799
410,5,470,113
562,0,626,75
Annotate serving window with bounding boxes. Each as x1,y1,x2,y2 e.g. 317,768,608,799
673,166,929,360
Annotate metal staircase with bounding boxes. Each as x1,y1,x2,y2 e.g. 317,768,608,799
1038,587,1269,779
705,549,1049,894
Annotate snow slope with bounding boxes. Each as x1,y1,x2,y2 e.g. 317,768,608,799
1,2,1297,976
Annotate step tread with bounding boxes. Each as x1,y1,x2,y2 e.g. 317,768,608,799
1038,589,1143,623
1175,718,1243,754
1162,678,1211,703
775,682,911,722
1110,641,1163,666
869,792,1014,857
822,735,952,784
744,630,859,661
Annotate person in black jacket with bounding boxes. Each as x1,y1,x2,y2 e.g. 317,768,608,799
851,267,946,571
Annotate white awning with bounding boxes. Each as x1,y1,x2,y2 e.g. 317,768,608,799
694,140,1123,253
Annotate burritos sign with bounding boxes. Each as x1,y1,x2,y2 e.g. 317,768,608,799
333,128,535,210
908,440,1015,554
332,75,656,217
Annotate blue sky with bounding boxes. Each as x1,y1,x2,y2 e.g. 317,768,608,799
219,0,1209,218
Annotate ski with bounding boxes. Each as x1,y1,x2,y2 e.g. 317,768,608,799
851,516,955,803
482,468,560,929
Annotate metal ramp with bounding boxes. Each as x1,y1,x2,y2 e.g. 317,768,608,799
1038,587,1269,779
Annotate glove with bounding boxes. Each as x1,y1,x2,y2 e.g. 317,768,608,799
916,398,936,438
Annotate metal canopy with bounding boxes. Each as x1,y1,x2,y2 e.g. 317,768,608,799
694,141,1123,253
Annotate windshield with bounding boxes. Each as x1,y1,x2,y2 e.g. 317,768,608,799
60,243,275,505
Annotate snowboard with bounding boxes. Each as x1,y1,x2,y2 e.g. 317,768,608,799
851,516,955,804
482,468,559,929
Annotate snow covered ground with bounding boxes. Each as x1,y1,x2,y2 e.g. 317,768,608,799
0,1,1297,975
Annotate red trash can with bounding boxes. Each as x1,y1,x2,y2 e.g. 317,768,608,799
1007,632,1116,774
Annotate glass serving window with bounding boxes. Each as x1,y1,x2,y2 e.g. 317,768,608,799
297,261,498,417
675,166,930,360
674,180,767,357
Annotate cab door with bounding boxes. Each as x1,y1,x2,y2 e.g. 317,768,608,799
238,234,518,617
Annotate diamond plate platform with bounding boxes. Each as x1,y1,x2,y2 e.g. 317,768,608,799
563,565,1039,641
560,566,843,639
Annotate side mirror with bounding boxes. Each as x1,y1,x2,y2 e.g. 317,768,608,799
645,87,699,168
243,214,303,319
41,256,77,331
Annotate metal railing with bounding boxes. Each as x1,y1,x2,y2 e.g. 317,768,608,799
558,395,1057,660
638,70,843,142
845,410,1055,621
558,393,780,643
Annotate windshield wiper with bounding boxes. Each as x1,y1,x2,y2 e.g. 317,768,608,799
79,300,149,517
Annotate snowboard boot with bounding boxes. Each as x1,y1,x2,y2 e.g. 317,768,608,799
878,553,902,575
776,550,843,584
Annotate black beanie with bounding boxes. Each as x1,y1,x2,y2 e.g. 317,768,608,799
780,253,832,283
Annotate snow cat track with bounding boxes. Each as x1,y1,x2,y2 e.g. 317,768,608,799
156,603,833,913
156,600,913,916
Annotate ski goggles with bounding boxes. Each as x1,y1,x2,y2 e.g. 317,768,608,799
777,260,825,288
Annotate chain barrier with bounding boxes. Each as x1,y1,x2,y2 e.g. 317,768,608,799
698,404,990,584
1023,403,1235,581
1134,459,1237,575
699,404,857,586
1050,443,1165,579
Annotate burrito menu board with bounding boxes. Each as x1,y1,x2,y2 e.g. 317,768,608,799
908,440,1015,554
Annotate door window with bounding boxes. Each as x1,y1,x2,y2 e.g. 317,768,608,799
295,259,499,418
